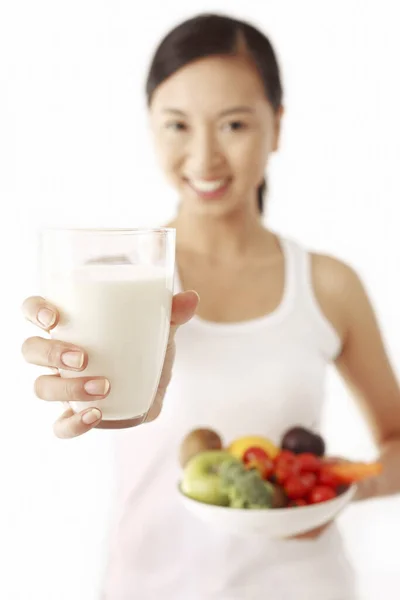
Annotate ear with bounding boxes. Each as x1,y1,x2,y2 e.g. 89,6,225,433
272,105,284,152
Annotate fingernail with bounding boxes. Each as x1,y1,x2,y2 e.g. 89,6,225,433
84,379,110,396
61,351,84,369
81,408,102,425
37,308,56,328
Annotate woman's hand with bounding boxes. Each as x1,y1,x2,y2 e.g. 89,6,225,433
21,291,199,439
293,522,332,540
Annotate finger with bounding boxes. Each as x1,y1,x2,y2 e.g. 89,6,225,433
53,406,103,439
21,296,59,331
169,290,199,337
293,522,332,540
34,373,110,402
22,336,87,371
145,291,199,424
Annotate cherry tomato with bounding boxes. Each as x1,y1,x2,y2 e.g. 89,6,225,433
300,472,318,492
296,453,321,474
318,467,341,488
246,457,274,480
284,475,305,499
284,472,317,499
275,463,293,485
308,485,337,504
274,450,300,484
284,475,306,499
276,450,297,462
243,446,270,464
288,498,308,508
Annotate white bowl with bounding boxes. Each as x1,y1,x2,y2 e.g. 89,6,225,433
178,484,356,538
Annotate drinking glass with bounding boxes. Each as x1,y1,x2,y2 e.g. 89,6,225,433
39,227,175,429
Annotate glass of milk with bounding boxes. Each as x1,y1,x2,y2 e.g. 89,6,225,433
39,228,175,429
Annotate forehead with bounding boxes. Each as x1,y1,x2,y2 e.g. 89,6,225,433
151,55,269,115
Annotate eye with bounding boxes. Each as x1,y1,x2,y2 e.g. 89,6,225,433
230,121,245,130
165,121,188,132
223,120,247,132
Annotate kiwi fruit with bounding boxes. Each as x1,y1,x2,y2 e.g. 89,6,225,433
179,428,223,468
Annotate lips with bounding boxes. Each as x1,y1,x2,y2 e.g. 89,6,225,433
185,177,231,199
189,179,229,193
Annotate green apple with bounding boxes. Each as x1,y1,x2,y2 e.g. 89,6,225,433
181,450,234,506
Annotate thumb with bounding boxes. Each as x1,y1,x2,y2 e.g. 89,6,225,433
169,290,199,338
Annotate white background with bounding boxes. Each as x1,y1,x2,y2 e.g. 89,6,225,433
1,1,400,598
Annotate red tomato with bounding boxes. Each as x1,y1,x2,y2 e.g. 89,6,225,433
284,476,306,499
284,475,305,499
284,472,318,499
297,453,321,474
246,457,274,480
318,468,341,488
308,485,337,504
274,450,300,484
243,446,270,464
300,472,318,492
288,498,308,508
276,450,297,462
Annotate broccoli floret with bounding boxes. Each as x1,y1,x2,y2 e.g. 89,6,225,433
219,458,246,488
232,469,274,509
219,458,274,509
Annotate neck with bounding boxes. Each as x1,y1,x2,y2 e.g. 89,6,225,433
170,203,268,261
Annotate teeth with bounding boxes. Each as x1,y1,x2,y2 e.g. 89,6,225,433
190,179,227,193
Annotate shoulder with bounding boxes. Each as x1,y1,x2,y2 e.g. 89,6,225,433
310,252,363,297
308,251,367,342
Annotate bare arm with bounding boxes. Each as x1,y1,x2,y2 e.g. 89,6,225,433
313,254,400,501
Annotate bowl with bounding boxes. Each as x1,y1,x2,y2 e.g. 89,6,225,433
178,483,357,538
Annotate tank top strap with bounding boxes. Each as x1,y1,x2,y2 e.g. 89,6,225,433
278,235,310,307
279,236,311,303
279,235,342,360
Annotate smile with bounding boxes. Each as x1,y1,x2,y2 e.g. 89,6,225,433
188,179,229,193
185,178,232,200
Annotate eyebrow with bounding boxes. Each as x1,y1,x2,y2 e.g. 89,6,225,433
162,106,254,117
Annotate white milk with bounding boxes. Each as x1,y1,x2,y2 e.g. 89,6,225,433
44,264,173,421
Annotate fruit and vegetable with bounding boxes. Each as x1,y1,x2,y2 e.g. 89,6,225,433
179,425,382,510
219,457,276,508
179,428,223,468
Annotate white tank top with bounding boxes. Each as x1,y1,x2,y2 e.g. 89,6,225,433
101,236,357,600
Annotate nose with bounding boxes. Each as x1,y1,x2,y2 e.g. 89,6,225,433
186,126,224,175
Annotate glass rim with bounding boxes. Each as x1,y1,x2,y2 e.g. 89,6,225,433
39,227,175,236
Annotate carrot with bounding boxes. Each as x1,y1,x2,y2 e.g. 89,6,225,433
324,461,382,483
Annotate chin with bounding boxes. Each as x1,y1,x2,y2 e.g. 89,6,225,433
188,198,243,219
181,188,246,218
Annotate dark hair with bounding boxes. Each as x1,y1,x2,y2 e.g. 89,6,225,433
145,13,283,213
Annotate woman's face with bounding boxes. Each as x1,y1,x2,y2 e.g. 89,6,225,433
150,55,283,217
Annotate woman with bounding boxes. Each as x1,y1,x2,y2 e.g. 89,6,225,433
21,13,400,600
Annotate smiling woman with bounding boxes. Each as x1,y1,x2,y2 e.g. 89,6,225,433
147,13,282,215
150,59,281,218
20,10,400,600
